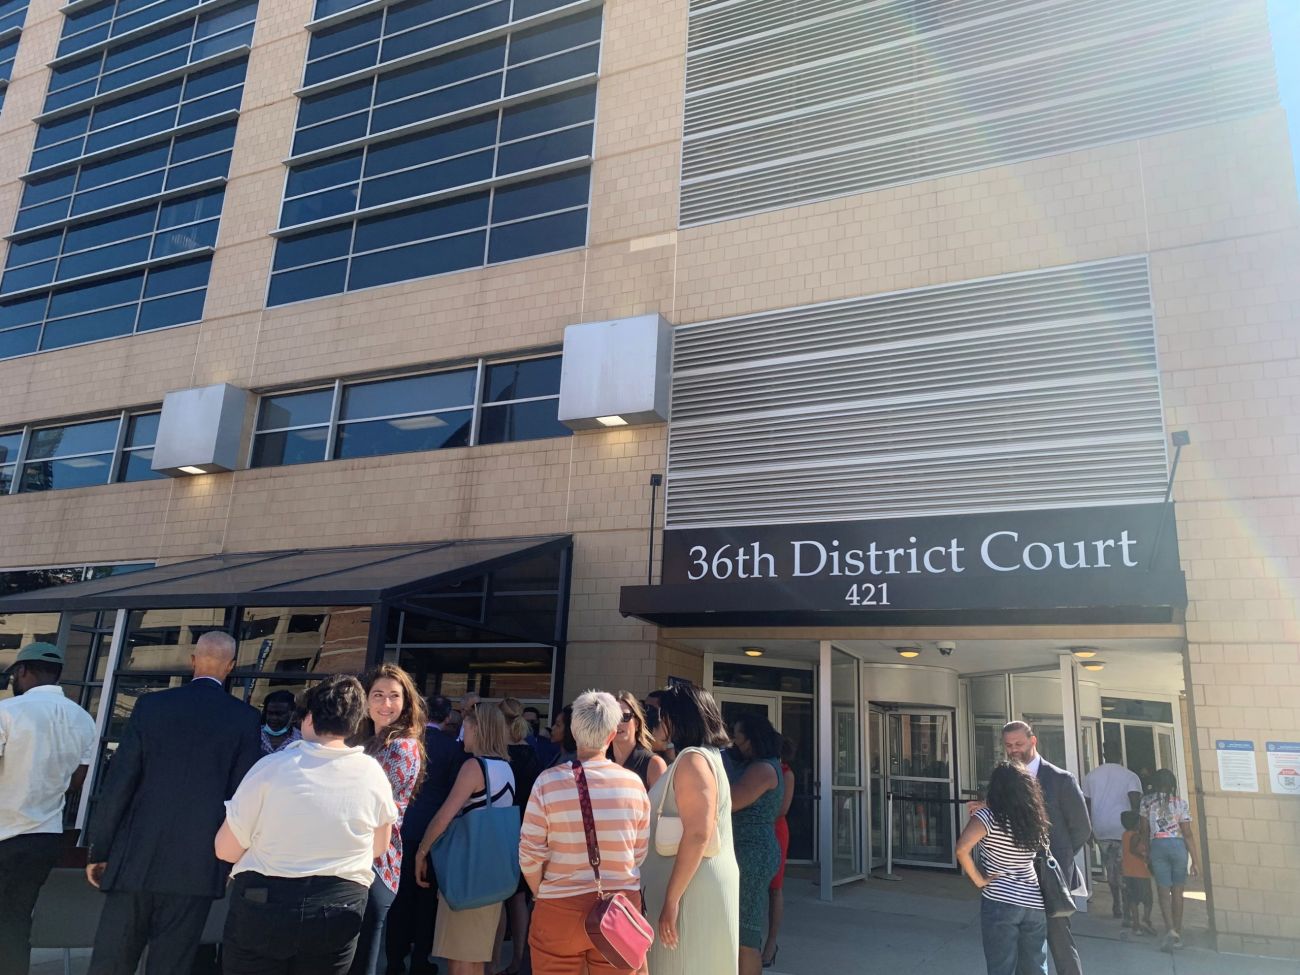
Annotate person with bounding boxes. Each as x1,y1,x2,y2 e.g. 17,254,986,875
955,762,1050,975
85,631,261,975
499,697,543,975
443,710,463,741
762,737,796,969
547,705,576,767
350,665,427,975
215,675,399,974
607,691,666,789
1138,768,1200,951
1119,810,1155,936
729,714,784,975
519,690,650,975
387,694,465,975
522,706,558,767
455,693,480,743
259,689,303,755
414,703,516,975
643,690,676,764
0,643,97,975
1001,721,1089,975
1081,741,1141,919
641,683,739,975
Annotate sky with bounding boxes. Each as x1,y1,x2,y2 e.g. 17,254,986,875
1270,0,1300,193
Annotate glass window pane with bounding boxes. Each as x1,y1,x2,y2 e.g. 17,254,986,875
286,151,364,199
292,114,369,156
183,58,248,101
347,230,484,290
487,207,586,263
375,40,505,106
267,260,348,305
250,428,330,467
257,389,334,430
122,608,229,672
7,233,64,271
359,149,493,209
171,123,238,165
495,124,592,175
340,369,475,420
504,45,599,97
0,295,48,329
302,42,379,86
500,85,596,142
20,455,115,491
126,412,160,446
298,79,373,130
334,409,472,458
483,355,561,402
477,398,569,444
491,167,589,223
0,326,41,360
236,606,368,677
144,256,212,297
363,114,496,178
280,186,360,227
352,193,488,253
0,431,22,463
118,449,166,481
63,207,156,254
47,272,144,318
40,305,139,349
508,10,602,65
26,418,121,460
136,290,206,330
308,11,382,60
273,227,353,273
369,74,499,135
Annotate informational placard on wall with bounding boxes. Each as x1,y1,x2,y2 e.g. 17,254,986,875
1216,740,1259,793
1265,742,1300,796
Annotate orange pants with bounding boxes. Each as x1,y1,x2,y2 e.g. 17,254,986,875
528,893,637,975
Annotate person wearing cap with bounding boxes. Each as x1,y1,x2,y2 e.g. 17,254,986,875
0,642,97,975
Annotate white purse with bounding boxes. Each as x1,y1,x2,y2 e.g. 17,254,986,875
653,747,722,858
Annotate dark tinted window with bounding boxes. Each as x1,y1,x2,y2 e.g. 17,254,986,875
257,389,334,429
340,369,476,419
478,399,568,444
334,411,472,458
250,429,329,467
483,356,561,402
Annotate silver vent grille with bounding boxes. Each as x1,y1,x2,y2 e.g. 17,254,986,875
666,256,1169,528
680,0,1278,226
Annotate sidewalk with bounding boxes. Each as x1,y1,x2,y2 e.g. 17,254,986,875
767,870,1299,975
33,870,1300,975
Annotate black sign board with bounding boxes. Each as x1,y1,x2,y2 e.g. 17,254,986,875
621,503,1186,627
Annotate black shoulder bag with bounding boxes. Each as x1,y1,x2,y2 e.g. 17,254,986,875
1034,846,1076,918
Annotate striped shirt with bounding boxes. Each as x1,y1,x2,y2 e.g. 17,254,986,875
974,807,1043,910
519,758,650,899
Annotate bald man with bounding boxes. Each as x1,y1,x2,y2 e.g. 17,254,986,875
85,631,261,975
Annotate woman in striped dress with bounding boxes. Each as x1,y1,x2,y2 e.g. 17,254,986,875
955,762,1051,975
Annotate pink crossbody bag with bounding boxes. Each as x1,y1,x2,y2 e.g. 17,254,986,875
571,761,655,971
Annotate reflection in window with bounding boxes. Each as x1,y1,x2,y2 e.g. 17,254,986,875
122,607,230,671
235,605,369,683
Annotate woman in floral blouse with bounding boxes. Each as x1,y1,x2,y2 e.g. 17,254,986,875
350,664,427,975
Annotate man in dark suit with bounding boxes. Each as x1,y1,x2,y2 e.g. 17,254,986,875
85,631,261,975
1003,720,1091,975
385,694,465,975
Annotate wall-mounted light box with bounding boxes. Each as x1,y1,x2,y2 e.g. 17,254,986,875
152,383,251,477
558,314,672,430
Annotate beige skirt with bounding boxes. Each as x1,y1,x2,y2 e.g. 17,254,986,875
431,892,504,963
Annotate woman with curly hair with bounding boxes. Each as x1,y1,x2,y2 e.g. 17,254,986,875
350,664,427,975
956,761,1051,975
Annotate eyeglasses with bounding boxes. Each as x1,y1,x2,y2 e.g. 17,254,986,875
619,712,635,724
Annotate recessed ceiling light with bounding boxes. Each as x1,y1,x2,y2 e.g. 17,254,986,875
742,647,764,657
178,466,207,475
1081,660,1106,672
63,456,107,469
389,414,448,431
1071,647,1099,659
896,646,921,659
596,415,629,427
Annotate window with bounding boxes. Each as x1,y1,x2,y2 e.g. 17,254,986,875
267,3,600,305
0,0,258,363
0,1,31,115
0,409,163,494
250,353,567,469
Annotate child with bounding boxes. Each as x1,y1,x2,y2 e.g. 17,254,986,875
1121,809,1156,935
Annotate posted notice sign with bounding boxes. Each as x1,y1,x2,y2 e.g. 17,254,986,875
1266,742,1300,796
1216,740,1259,793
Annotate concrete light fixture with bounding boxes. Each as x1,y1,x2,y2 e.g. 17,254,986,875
152,383,251,477
558,314,672,430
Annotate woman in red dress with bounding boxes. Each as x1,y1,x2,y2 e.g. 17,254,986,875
763,737,797,969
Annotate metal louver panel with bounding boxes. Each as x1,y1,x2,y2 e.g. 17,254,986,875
680,0,1278,226
666,256,1169,528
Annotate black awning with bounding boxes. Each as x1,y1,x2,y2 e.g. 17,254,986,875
0,535,571,612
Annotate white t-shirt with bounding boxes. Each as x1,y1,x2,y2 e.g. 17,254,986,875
0,685,97,842
224,739,398,887
1081,762,1143,840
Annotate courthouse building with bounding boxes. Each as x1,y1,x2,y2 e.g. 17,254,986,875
0,0,1297,956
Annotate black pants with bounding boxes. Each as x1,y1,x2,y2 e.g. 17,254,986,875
349,873,397,975
1046,914,1083,975
0,831,62,975
222,872,368,975
87,890,213,975
384,853,438,975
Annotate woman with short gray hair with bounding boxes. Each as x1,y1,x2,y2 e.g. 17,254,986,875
519,690,651,974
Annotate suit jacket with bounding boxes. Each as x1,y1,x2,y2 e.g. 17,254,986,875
86,678,261,898
400,726,465,846
1036,757,1092,890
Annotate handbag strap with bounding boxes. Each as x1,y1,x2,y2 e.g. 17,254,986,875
654,746,688,817
571,760,603,896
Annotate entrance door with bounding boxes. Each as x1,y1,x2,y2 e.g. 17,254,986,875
830,648,865,884
717,692,777,728
886,709,957,867
869,707,886,868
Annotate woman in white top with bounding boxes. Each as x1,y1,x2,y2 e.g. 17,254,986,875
1138,768,1201,951
415,703,516,975
215,675,398,975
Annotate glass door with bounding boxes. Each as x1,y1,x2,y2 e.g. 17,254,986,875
887,709,956,867
717,692,778,729
830,648,865,884
868,707,886,868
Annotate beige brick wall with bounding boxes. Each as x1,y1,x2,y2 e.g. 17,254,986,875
0,0,1297,951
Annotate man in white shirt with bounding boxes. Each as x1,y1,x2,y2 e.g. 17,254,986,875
1082,742,1143,919
0,642,97,975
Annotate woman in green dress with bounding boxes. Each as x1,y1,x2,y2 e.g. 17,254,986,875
729,714,784,975
640,684,740,975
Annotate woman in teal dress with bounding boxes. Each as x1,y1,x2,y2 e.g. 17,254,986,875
729,714,784,975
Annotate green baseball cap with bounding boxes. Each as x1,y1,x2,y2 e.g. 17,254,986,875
11,642,64,666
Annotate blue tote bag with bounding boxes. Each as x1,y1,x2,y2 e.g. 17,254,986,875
430,757,521,910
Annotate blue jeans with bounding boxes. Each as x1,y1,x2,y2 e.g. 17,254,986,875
1149,837,1189,888
980,897,1048,975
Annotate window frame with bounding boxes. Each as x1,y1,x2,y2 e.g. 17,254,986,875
2,407,163,495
